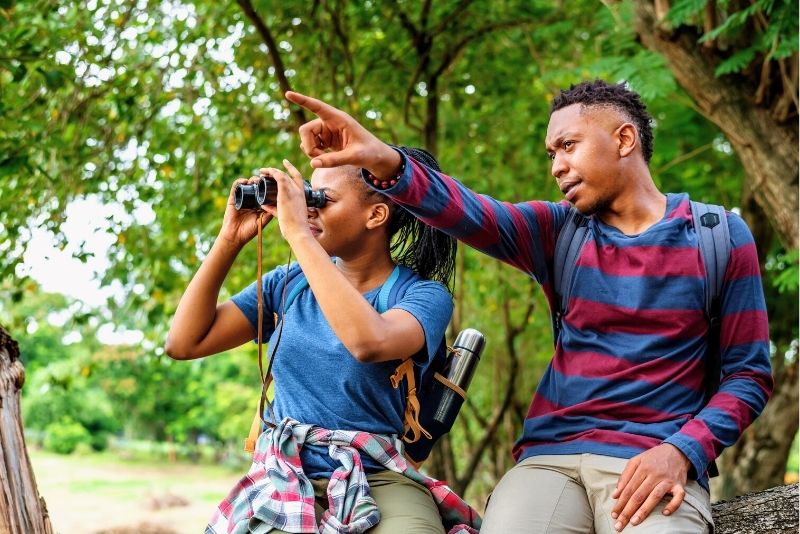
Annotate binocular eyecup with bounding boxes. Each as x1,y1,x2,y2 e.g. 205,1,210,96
234,175,327,210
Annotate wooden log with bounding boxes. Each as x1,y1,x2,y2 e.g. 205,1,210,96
712,483,798,534
0,326,53,534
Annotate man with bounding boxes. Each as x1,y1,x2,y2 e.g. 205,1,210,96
284,80,773,533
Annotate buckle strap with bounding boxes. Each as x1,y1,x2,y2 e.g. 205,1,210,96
390,358,431,444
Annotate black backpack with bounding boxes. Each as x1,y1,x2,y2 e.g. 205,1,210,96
550,201,730,477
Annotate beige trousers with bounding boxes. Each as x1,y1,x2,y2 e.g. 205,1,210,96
270,469,445,534
481,454,713,534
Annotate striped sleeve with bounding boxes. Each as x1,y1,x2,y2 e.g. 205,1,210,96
663,212,773,478
369,150,568,285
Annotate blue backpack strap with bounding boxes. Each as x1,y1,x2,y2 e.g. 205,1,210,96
691,200,730,479
551,207,590,346
377,265,404,313
272,262,308,324
691,200,731,395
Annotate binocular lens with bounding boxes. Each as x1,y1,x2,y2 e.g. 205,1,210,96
233,174,327,210
234,184,260,210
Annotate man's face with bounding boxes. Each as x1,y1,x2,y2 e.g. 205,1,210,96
545,103,626,215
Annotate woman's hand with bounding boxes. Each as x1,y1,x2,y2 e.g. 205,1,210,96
259,160,315,244
217,177,273,249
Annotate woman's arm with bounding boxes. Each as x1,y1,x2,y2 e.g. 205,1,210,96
165,178,272,360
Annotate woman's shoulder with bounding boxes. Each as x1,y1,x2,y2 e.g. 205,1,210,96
395,266,452,302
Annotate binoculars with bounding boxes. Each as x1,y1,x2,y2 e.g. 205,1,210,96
234,175,327,210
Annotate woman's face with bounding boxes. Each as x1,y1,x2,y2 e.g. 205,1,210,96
308,166,386,257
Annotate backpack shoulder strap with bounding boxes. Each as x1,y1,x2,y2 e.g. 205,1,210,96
690,201,731,319
690,200,730,479
272,263,308,324
377,265,404,313
379,265,440,444
551,207,590,345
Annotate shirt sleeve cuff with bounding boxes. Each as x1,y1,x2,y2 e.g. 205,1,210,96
663,433,708,480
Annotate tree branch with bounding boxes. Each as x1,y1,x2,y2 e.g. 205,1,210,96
420,0,433,31
430,0,474,37
236,0,306,129
654,142,714,174
433,19,535,79
324,0,356,91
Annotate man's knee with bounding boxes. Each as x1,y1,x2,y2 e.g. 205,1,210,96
481,461,593,534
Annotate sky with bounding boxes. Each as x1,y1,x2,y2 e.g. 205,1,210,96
18,196,149,345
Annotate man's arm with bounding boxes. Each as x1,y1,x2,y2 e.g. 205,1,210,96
662,213,773,472
611,213,773,531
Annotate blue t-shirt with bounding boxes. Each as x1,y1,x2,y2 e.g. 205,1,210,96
231,262,453,478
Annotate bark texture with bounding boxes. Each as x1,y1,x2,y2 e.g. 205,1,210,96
0,326,53,534
712,483,799,534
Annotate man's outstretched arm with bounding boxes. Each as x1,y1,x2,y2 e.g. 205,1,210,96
286,91,566,283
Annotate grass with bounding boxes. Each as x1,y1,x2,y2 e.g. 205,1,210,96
30,447,242,534
68,477,151,493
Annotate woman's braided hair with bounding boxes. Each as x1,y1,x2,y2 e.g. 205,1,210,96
366,146,456,291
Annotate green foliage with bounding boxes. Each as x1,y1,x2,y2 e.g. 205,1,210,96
665,0,799,77
768,250,799,295
43,416,91,454
788,433,799,475
23,359,120,441
664,0,708,26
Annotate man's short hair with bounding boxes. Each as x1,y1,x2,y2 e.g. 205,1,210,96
551,80,654,164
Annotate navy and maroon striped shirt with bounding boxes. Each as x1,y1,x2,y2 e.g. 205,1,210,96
374,153,772,489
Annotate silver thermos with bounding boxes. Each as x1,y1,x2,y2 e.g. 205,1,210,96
433,328,486,423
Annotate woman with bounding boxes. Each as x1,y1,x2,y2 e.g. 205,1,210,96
165,148,477,533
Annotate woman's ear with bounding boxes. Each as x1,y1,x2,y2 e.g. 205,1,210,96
615,122,637,158
365,202,391,230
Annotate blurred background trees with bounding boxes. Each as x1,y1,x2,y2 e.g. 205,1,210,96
0,0,796,510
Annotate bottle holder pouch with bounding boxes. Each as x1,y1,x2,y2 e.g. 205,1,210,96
403,372,466,462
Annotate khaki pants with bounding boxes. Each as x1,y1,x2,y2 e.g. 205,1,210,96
270,470,444,534
481,454,713,534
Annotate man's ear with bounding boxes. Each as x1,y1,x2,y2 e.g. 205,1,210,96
365,202,390,230
616,122,637,158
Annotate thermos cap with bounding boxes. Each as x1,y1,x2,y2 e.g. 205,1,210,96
453,328,485,357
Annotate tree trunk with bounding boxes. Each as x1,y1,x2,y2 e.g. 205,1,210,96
711,483,798,534
0,326,54,534
632,1,799,249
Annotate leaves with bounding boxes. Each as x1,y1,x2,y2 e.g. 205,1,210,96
665,0,707,27
666,0,799,77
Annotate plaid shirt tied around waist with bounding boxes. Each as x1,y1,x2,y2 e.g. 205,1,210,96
206,417,481,534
